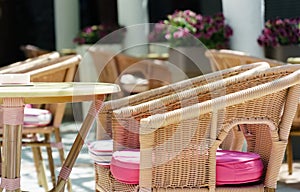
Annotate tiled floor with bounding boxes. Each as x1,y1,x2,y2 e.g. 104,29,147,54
278,163,300,191
20,121,96,192
18,120,300,191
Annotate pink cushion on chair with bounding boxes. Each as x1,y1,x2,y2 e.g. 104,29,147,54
110,149,140,184
23,105,52,127
88,140,113,167
110,149,263,185
216,150,263,185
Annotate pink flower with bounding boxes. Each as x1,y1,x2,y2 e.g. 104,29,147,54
173,28,190,38
151,10,233,49
257,17,300,47
165,33,171,40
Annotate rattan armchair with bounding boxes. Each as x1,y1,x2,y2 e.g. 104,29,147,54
106,64,300,192
97,62,270,141
205,49,285,71
0,51,60,74
94,62,270,191
20,44,51,58
23,55,79,191
285,57,300,175
89,49,172,96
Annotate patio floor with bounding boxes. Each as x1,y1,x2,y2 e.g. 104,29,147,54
19,120,300,192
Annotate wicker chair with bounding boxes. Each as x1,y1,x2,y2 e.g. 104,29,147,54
105,64,300,192
89,49,172,96
24,55,79,191
97,62,270,141
285,57,300,175
0,51,60,74
0,55,80,191
205,49,285,71
20,44,51,58
94,62,270,191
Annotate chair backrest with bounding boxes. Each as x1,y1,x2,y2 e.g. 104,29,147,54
0,51,60,74
112,62,280,151
116,64,300,190
89,49,172,95
88,49,119,84
114,53,144,74
24,55,80,127
205,49,286,71
97,62,270,139
20,44,50,58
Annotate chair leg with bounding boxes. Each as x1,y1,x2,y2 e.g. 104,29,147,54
54,127,72,192
265,188,276,192
286,137,293,175
32,146,48,191
45,134,57,187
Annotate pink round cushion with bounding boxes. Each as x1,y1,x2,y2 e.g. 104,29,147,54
110,149,263,185
216,150,263,185
23,106,52,127
88,140,113,167
110,149,140,184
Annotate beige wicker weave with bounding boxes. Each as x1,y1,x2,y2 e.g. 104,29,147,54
286,57,300,175
0,51,60,74
97,62,270,140
205,49,285,71
102,64,300,192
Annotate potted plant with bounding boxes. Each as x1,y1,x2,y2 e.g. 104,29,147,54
73,24,126,56
148,22,170,54
73,24,126,108
257,17,300,61
154,10,233,78
163,10,233,49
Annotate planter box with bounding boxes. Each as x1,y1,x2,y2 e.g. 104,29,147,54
264,45,300,62
149,42,169,55
168,46,213,80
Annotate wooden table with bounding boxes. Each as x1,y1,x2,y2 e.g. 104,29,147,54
0,82,120,192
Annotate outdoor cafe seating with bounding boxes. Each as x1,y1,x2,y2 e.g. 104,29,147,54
2,46,300,192
89,63,300,192
0,54,80,191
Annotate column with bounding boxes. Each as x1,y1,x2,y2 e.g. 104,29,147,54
117,0,149,56
222,0,265,57
54,0,79,51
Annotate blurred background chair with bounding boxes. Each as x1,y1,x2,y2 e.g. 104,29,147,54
20,44,51,58
205,49,285,71
0,54,80,191
89,49,172,97
105,64,300,191
23,55,79,191
0,51,60,74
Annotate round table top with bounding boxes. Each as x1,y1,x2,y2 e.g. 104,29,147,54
0,82,120,104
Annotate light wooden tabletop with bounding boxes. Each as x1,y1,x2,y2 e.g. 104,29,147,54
0,82,120,104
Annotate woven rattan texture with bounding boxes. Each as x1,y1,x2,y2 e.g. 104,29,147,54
104,65,300,191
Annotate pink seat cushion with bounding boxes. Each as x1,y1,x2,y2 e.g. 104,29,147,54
88,140,113,167
23,105,52,127
110,149,140,184
110,149,263,185
216,150,263,185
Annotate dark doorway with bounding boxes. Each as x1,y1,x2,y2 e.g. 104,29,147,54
0,0,55,67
